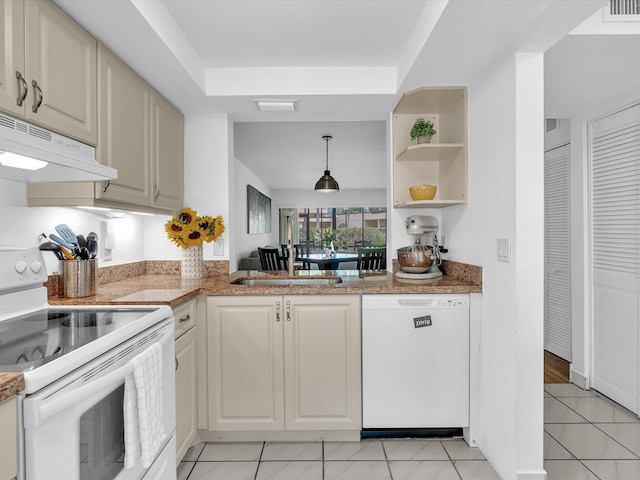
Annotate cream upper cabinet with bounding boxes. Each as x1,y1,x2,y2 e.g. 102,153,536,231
0,0,97,144
0,397,17,480
207,295,361,433
0,0,24,117
97,44,152,206
27,43,184,213
152,93,183,211
174,299,197,464
393,86,468,208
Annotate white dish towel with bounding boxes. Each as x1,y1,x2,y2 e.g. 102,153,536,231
123,342,166,469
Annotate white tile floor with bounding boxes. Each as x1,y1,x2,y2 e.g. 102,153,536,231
177,383,640,480
177,438,499,480
544,383,640,479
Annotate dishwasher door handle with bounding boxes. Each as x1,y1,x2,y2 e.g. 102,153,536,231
397,299,436,307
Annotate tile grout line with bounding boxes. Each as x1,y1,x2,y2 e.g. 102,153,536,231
380,439,394,480
322,441,325,480
253,442,265,480
441,440,464,480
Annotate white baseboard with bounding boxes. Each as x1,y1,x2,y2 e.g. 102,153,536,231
516,469,547,480
570,368,588,389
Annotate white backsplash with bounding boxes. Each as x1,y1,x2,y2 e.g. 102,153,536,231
0,178,177,276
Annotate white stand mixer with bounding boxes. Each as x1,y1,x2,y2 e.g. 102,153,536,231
396,215,444,279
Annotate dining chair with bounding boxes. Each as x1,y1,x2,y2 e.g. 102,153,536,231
280,244,310,270
357,246,386,271
354,240,372,249
258,247,286,270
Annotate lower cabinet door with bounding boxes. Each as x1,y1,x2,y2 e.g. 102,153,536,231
207,296,285,431
206,295,361,433
175,327,197,463
284,295,362,431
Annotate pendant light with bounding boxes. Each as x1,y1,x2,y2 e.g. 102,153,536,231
314,135,339,192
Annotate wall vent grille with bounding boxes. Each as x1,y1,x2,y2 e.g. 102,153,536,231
604,0,640,21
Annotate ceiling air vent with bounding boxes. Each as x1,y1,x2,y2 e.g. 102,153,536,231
604,0,640,22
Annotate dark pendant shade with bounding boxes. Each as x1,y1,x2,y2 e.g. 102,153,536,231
315,170,339,192
315,135,339,192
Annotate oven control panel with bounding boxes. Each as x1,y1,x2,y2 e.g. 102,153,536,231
0,248,48,292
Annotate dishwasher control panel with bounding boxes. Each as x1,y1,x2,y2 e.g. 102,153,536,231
362,294,469,310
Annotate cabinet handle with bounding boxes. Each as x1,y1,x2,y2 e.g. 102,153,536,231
15,71,27,106
286,300,291,321
153,183,160,200
175,357,179,371
179,314,191,323
31,79,43,113
103,180,111,193
276,301,280,322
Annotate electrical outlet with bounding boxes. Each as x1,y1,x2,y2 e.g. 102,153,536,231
214,238,224,256
497,238,511,263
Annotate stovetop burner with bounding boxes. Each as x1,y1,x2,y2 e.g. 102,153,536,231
0,307,156,372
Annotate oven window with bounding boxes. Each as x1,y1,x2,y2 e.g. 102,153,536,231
79,384,125,480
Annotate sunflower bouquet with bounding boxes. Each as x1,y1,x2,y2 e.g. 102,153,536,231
165,207,225,249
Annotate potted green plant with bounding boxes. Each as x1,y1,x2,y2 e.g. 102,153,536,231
410,118,436,144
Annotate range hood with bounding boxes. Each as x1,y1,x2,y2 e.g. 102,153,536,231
0,113,117,183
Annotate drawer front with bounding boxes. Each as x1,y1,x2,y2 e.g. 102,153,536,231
173,299,196,338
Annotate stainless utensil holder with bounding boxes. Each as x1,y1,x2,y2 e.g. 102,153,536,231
60,259,97,297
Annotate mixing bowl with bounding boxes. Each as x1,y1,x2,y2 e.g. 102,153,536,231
397,246,433,273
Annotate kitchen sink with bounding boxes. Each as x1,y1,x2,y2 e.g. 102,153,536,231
231,277,342,287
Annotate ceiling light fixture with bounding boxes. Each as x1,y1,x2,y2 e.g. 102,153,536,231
254,99,298,112
314,135,339,193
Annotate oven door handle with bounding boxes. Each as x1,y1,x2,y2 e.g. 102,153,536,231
27,326,173,428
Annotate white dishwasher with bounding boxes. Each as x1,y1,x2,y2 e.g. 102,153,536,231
362,294,469,430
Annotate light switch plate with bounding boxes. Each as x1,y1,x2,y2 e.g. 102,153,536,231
497,238,511,263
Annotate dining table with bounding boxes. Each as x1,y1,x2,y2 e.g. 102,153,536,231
297,252,359,271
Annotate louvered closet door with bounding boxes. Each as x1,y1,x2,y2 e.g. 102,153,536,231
545,144,571,361
591,104,640,414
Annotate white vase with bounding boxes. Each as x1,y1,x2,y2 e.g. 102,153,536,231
181,244,204,279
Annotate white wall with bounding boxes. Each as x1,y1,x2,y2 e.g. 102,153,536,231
0,178,147,276
233,158,273,266
442,52,545,480
144,113,232,263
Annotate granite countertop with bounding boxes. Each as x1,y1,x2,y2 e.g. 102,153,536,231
2,262,481,398
0,373,25,403
46,269,481,307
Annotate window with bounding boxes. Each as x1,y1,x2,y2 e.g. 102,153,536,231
280,207,386,250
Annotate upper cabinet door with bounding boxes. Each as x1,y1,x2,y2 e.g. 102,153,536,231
97,44,152,206
152,93,183,210
0,0,25,117
25,0,97,145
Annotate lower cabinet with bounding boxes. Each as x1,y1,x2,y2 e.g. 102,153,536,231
207,295,361,433
0,397,17,480
174,299,197,463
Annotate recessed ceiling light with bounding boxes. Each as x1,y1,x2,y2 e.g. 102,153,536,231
254,99,298,112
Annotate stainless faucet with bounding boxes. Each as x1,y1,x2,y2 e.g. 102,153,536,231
284,212,295,276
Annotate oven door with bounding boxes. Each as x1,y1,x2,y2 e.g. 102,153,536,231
20,319,175,480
